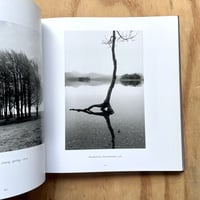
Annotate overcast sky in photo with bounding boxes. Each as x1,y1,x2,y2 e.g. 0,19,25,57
0,21,41,65
64,31,143,75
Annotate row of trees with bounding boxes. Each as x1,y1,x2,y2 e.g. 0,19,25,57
0,50,41,120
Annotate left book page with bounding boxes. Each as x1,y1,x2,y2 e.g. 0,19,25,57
0,0,45,199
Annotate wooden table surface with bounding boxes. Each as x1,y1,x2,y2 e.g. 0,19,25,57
9,0,200,199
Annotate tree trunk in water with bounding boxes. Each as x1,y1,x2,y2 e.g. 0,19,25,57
104,30,117,104
70,30,117,114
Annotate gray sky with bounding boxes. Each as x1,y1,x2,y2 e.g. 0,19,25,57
0,20,41,65
64,31,143,75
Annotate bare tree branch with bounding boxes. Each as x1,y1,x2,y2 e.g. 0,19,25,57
116,31,137,42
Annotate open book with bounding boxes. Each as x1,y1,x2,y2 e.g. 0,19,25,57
0,0,184,198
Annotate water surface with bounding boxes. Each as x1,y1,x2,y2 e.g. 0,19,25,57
65,83,145,150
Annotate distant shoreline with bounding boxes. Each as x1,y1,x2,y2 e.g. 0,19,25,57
65,72,144,88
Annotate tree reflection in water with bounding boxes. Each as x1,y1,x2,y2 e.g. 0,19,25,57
70,107,115,148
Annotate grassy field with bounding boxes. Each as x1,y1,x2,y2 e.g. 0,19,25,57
0,119,42,153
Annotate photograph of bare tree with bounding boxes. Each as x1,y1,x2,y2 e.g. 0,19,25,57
65,30,145,150
0,21,42,153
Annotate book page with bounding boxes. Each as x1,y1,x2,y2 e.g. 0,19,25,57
0,0,45,198
42,17,183,173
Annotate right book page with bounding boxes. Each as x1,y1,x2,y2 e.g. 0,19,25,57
42,17,183,173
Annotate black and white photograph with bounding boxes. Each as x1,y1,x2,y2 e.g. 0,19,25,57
65,30,145,150
0,21,42,153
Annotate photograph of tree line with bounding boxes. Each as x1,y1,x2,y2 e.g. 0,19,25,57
0,50,42,153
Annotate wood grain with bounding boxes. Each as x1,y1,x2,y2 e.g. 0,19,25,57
8,0,200,199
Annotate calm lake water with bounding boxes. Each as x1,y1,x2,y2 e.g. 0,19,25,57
65,83,145,150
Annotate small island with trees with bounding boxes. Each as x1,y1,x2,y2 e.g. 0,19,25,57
120,73,143,86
